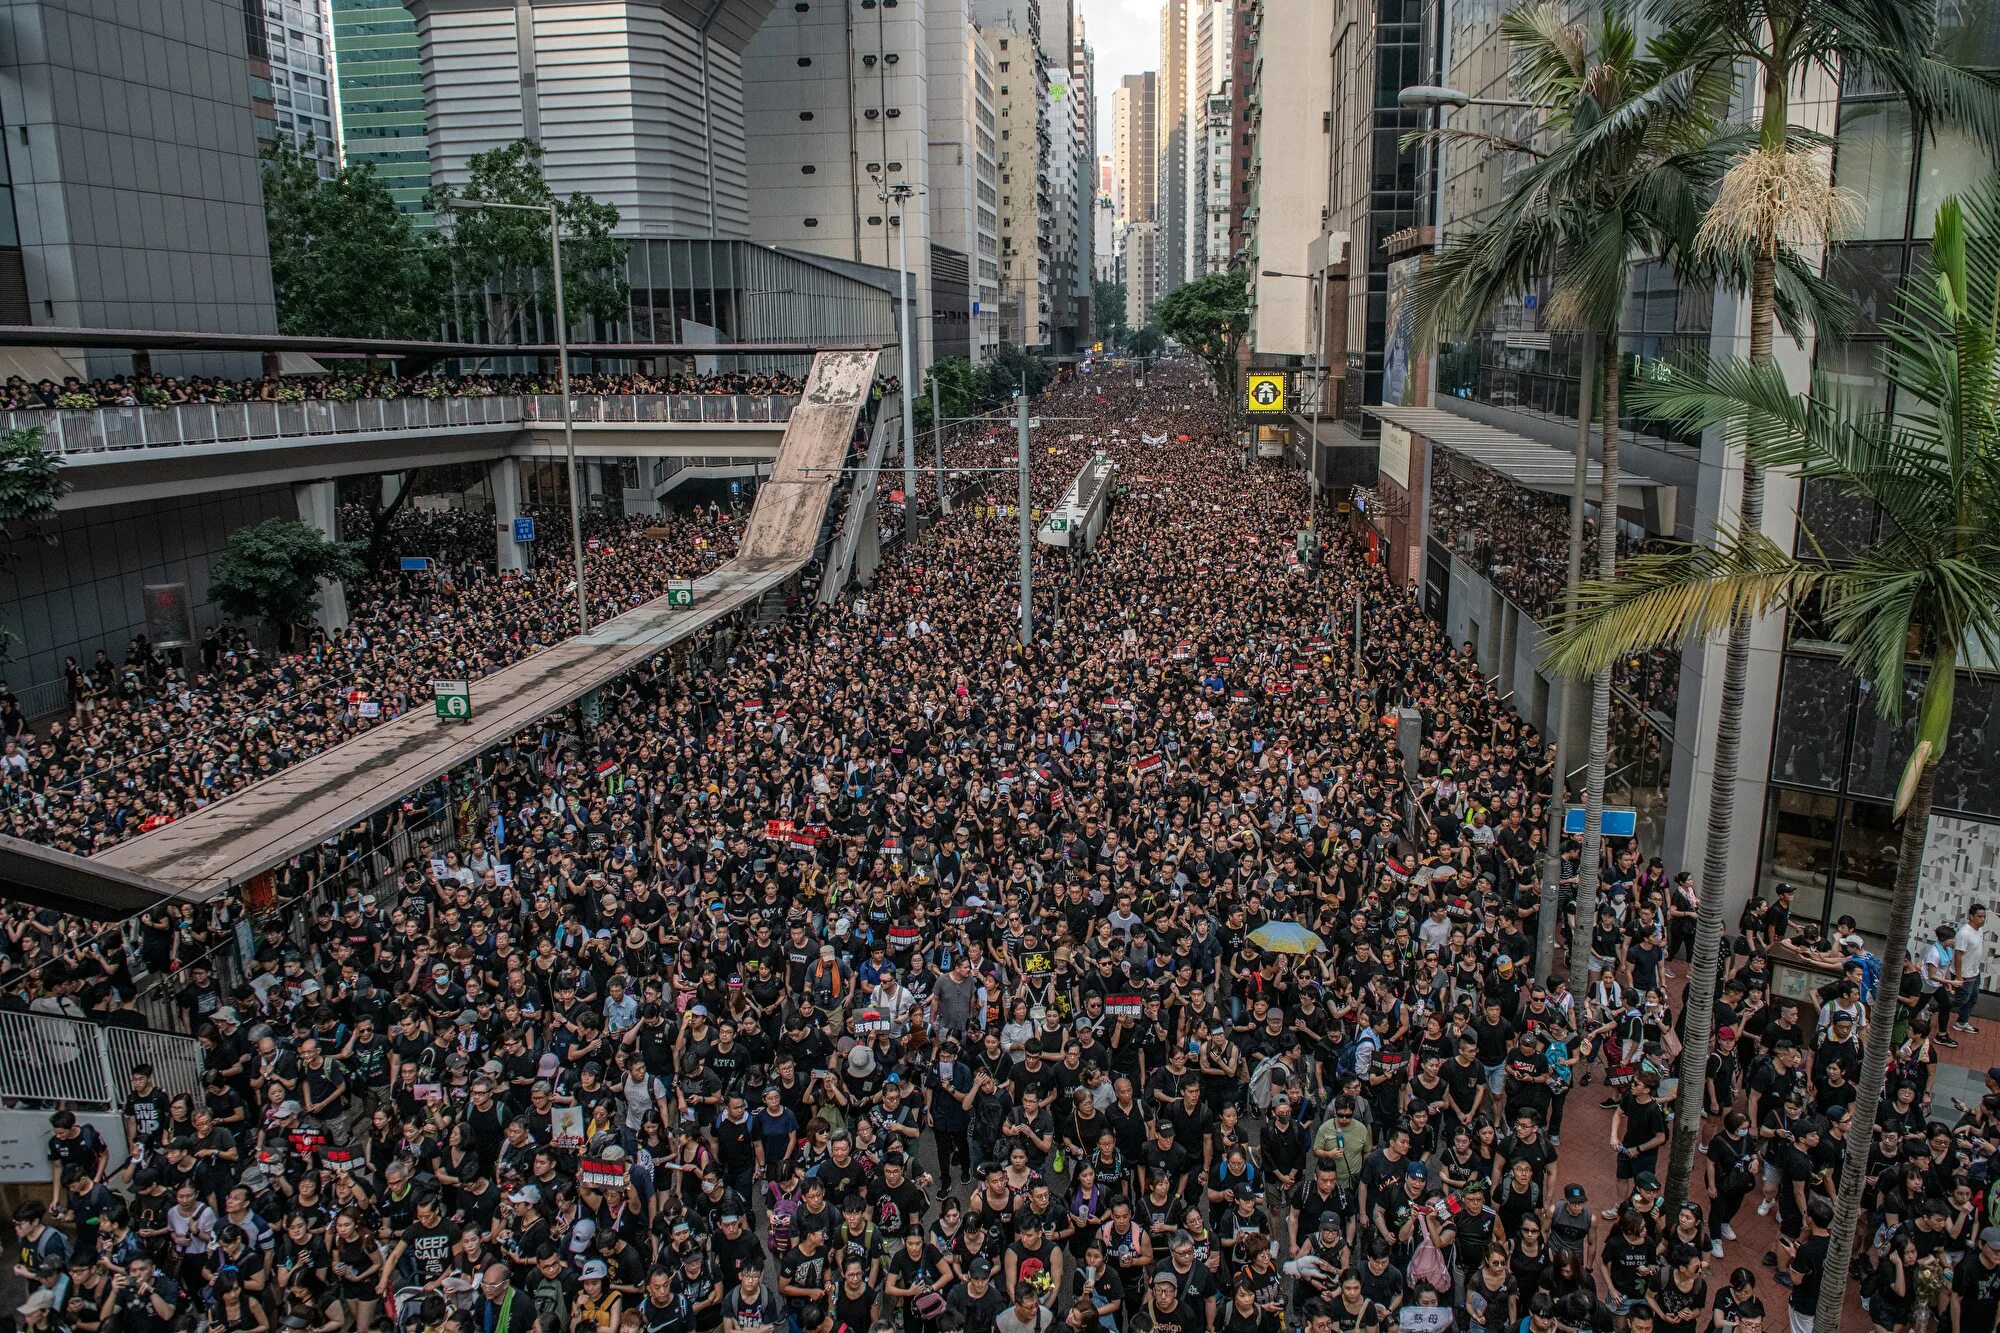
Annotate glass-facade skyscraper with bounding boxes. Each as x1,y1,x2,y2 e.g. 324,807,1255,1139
329,0,432,212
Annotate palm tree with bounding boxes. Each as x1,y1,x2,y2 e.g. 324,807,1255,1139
1545,181,2000,1329
1415,6,1809,1000
1571,0,2000,1225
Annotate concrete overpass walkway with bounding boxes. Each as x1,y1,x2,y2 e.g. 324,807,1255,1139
61,349,879,907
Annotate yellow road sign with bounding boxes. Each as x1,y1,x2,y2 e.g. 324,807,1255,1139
1247,374,1286,413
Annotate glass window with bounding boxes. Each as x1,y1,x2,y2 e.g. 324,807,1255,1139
1936,672,2000,819
1847,670,1925,801
1832,101,1914,241
1771,653,1854,790
1831,798,1902,947
1914,126,1997,238
1815,337,1889,416
1823,244,1905,337
1797,475,1878,563
1761,788,1838,931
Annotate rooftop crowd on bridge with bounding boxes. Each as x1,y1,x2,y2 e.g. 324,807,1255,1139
0,370,809,415
1,361,1997,1333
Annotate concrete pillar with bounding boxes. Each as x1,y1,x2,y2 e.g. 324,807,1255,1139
490,459,528,574
293,480,349,634
381,472,406,507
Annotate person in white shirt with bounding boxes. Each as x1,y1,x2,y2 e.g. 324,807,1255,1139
1953,904,1989,1035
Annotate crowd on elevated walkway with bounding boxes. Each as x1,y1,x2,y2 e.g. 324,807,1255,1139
0,370,809,414
0,361,1980,1333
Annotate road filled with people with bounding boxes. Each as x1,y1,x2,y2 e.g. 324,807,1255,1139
4,359,1998,1333
0,370,809,414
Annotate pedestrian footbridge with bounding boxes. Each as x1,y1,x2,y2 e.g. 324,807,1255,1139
11,394,797,510
4,349,881,913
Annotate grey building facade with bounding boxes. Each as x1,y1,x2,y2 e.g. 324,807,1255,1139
0,0,278,366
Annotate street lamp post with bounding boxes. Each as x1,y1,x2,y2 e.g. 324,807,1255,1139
882,181,921,545
442,196,590,638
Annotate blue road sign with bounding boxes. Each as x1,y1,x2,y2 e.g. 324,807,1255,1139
1564,806,1638,838
513,517,537,542
399,556,431,572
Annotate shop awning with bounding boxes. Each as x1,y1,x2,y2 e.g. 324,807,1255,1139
1365,404,1662,507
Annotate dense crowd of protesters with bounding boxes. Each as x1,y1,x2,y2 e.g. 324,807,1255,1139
3,360,2000,1333
0,505,741,858
1424,461,1680,722
0,372,808,414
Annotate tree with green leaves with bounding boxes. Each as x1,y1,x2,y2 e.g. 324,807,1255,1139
427,140,630,340
0,427,66,658
1618,0,2000,1241
1154,272,1248,407
261,136,438,339
1093,279,1129,345
1417,3,1744,1014
1124,324,1166,361
1546,184,2000,1328
981,346,1056,403
209,519,365,648
914,356,986,432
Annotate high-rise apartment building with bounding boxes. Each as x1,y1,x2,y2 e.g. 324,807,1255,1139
1156,0,1188,295
1068,12,1096,341
984,22,1051,346
1111,72,1156,230
260,0,338,171
1190,0,1231,273
331,0,432,209
930,4,1002,361
1241,0,1329,357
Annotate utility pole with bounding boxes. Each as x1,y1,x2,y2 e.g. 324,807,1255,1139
884,181,920,545
933,374,949,513
1017,391,1033,648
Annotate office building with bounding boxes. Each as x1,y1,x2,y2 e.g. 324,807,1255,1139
742,0,937,363
985,22,1050,345
260,0,338,171
407,0,772,239
0,0,277,359
331,0,432,209
1241,0,1328,357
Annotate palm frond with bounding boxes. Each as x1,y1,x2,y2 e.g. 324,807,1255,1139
1543,529,1821,676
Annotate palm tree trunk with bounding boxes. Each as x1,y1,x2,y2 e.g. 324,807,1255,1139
1817,758,1937,1329
1663,300,1773,1216
1568,340,1622,1001
1537,339,1596,980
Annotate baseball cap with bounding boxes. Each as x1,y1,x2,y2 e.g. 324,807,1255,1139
1982,1227,2000,1249
1564,1184,1587,1204
580,1261,609,1281
1405,1162,1428,1181
1635,1172,1660,1191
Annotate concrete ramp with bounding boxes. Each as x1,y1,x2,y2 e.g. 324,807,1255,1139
79,349,881,908
738,349,881,566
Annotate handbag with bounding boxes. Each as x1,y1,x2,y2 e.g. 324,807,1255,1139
913,1290,949,1320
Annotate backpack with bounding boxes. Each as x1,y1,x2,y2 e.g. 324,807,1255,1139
767,1181,802,1254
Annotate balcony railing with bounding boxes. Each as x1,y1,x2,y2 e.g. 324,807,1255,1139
2,394,800,455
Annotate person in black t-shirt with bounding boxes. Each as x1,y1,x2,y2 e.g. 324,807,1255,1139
1610,1073,1669,1209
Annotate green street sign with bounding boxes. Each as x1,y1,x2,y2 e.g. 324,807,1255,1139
667,580,695,608
433,679,471,721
